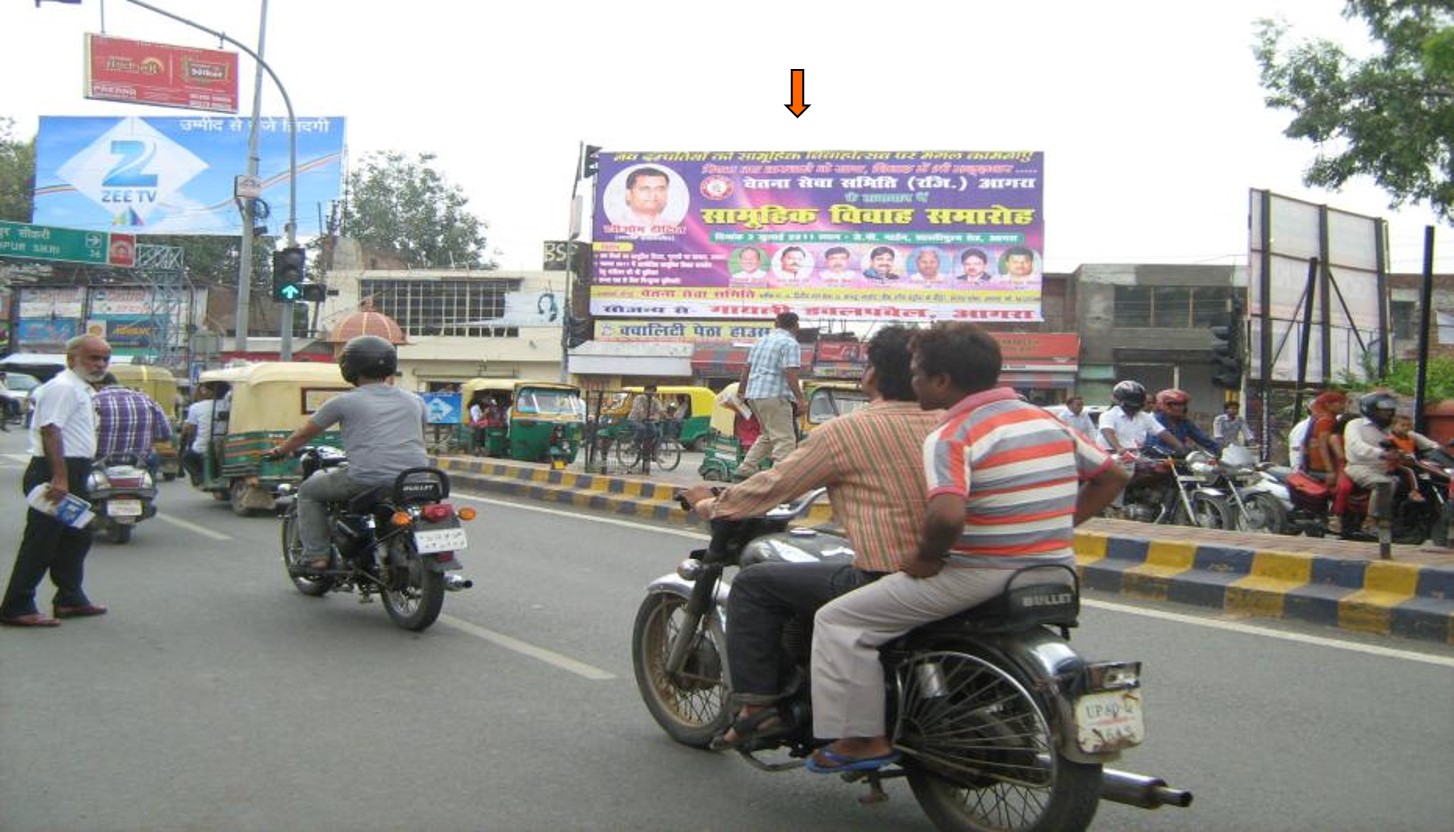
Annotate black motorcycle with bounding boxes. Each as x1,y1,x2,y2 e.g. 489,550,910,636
274,446,474,631
632,488,1191,832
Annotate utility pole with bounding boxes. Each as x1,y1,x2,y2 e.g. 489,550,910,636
234,0,268,354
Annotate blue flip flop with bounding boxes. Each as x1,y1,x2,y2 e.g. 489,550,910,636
805,746,901,774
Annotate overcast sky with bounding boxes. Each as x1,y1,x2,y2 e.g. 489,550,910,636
5,0,1451,274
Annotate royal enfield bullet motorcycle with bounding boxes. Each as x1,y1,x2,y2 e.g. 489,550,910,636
632,489,1192,832
87,452,158,544
1112,449,1230,529
275,446,475,631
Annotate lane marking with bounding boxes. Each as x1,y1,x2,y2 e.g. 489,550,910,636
439,614,616,680
1082,598,1454,669
154,513,233,541
457,493,1454,667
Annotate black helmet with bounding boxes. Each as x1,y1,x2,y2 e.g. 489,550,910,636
339,335,397,385
1112,380,1147,407
1358,392,1397,425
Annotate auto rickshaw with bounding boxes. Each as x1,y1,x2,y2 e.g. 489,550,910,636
108,362,182,481
802,380,870,433
194,362,351,515
461,379,585,465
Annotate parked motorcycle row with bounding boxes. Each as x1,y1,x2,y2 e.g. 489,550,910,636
1107,443,1454,545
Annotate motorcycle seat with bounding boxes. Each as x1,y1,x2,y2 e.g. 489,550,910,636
346,486,393,514
913,564,1080,636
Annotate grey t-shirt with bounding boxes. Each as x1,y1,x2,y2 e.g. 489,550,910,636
310,383,428,485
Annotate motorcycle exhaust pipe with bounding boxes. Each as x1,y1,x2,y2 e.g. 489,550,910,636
1100,768,1194,809
443,574,473,592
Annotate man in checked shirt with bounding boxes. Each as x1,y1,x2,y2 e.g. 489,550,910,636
683,325,941,750
94,372,173,477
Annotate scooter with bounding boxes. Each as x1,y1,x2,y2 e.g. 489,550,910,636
87,453,158,544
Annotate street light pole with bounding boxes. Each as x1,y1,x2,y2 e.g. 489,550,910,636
123,0,300,357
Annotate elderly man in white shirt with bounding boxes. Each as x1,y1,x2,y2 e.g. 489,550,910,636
1048,394,1098,438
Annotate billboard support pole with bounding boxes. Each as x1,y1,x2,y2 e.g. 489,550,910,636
234,0,269,353
124,0,299,357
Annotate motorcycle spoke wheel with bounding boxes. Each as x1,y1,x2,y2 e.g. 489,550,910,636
1235,492,1288,534
281,511,333,597
381,537,445,631
898,650,1101,832
631,592,730,748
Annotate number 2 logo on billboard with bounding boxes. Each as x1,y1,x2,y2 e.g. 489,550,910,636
103,140,159,188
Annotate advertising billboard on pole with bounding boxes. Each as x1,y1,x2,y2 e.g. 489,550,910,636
32,115,345,236
84,34,240,114
590,150,1044,322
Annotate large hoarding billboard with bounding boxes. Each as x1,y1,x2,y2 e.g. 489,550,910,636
33,115,345,236
84,34,240,114
589,150,1044,322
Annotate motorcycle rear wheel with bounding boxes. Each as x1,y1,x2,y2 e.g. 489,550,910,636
107,523,133,544
1234,492,1288,534
381,536,445,631
897,648,1102,832
280,511,334,597
631,591,731,748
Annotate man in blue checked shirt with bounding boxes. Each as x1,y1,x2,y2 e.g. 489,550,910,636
94,373,173,476
734,311,807,480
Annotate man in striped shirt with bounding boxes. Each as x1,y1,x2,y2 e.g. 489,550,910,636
733,311,807,480
684,325,941,749
95,373,173,476
806,322,1128,773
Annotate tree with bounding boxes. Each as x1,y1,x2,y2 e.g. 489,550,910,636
0,117,35,222
1255,2,1454,221
338,150,495,269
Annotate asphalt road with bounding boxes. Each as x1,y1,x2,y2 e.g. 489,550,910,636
1,432,1452,832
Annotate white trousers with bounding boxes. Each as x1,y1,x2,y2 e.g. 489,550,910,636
810,567,1019,739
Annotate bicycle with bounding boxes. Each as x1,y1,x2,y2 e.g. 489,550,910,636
615,420,682,473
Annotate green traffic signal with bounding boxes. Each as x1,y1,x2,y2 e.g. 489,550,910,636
271,246,307,301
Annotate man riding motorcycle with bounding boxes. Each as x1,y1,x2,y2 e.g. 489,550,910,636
1147,388,1220,457
1335,392,1440,529
680,325,941,750
263,335,427,572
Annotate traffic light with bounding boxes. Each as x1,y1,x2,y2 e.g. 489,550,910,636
1210,297,1244,389
579,145,602,180
271,246,306,301
298,282,328,303
566,315,591,348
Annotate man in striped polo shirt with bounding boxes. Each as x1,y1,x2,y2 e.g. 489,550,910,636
806,322,1128,773
733,311,807,480
684,325,941,749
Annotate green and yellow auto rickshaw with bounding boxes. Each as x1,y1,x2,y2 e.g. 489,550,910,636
801,379,870,434
194,362,351,515
461,379,585,465
108,362,183,481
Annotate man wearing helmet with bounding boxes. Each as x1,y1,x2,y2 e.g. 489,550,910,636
1147,388,1220,456
1097,380,1183,456
263,336,428,572
1339,393,1438,513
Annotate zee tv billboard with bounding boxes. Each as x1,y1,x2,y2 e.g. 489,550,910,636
33,115,345,236
590,150,1044,322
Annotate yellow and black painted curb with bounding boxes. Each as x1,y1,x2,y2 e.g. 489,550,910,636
435,456,1454,646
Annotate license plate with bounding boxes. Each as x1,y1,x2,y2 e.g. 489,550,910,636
107,499,143,517
1074,689,1145,754
414,526,467,554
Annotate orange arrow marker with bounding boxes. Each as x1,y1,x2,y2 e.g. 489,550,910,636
786,69,810,118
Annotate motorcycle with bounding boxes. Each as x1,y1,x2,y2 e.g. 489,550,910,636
1211,445,1289,534
632,488,1192,832
274,446,476,631
87,452,158,544
1262,448,1454,544
1113,449,1230,529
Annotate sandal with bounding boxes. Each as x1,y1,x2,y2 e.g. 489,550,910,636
710,706,789,751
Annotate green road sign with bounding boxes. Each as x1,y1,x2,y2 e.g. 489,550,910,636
0,220,135,267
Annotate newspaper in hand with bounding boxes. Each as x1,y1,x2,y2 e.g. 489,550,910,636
26,484,95,529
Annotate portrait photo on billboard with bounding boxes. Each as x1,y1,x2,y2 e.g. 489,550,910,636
600,164,689,236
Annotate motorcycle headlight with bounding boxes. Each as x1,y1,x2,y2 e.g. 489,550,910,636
1190,461,1218,483
87,469,109,490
